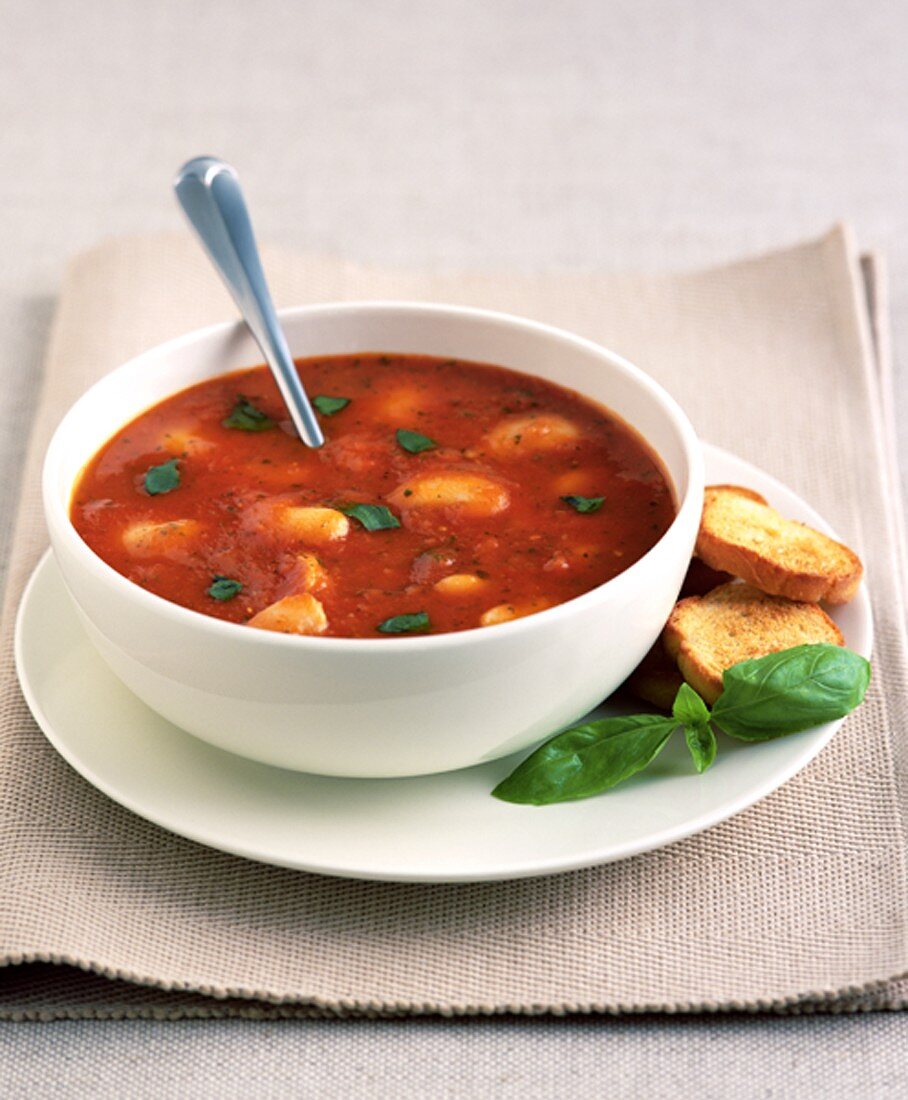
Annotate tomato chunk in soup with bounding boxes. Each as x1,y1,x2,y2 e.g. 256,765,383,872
71,354,675,637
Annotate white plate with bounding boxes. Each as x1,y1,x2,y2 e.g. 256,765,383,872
15,444,872,883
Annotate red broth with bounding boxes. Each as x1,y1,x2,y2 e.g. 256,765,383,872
71,354,675,638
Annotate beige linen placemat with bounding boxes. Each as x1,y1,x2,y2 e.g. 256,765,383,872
1,226,907,1020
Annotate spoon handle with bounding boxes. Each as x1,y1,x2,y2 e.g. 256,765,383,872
173,156,324,448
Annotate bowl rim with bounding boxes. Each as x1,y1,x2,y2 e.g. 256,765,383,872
44,299,705,653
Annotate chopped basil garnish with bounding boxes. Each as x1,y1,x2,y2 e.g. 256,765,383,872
313,395,350,417
396,428,436,454
561,495,605,514
377,611,430,634
223,397,275,431
493,644,870,805
144,458,181,495
339,503,401,531
207,575,243,601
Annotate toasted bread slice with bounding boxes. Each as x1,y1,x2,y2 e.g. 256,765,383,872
625,555,734,711
663,582,844,704
706,483,769,507
625,639,685,712
696,485,862,604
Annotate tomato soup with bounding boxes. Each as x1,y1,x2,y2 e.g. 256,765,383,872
70,354,675,638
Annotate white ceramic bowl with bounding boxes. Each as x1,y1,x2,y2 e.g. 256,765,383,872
43,303,704,777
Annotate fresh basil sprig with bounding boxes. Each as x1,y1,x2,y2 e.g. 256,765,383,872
492,644,870,806
710,644,871,740
673,682,716,773
492,715,676,805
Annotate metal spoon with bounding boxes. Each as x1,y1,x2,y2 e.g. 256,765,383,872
173,156,325,448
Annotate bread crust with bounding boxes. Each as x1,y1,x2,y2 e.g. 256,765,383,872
705,483,769,507
695,485,862,605
663,582,844,704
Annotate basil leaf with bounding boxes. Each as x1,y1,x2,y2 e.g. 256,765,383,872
492,714,678,805
711,644,871,741
223,397,275,431
672,683,716,773
313,395,350,417
144,458,181,495
684,723,717,773
339,503,401,531
396,428,436,454
561,495,604,514
672,682,711,728
207,575,243,601
377,611,430,634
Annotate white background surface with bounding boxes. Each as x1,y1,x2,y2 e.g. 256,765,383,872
1,0,906,1095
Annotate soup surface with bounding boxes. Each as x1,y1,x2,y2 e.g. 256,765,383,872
71,354,675,638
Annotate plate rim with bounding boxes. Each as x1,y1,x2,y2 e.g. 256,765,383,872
14,442,873,882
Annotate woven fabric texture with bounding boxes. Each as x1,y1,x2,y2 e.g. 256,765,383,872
1,226,906,1019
